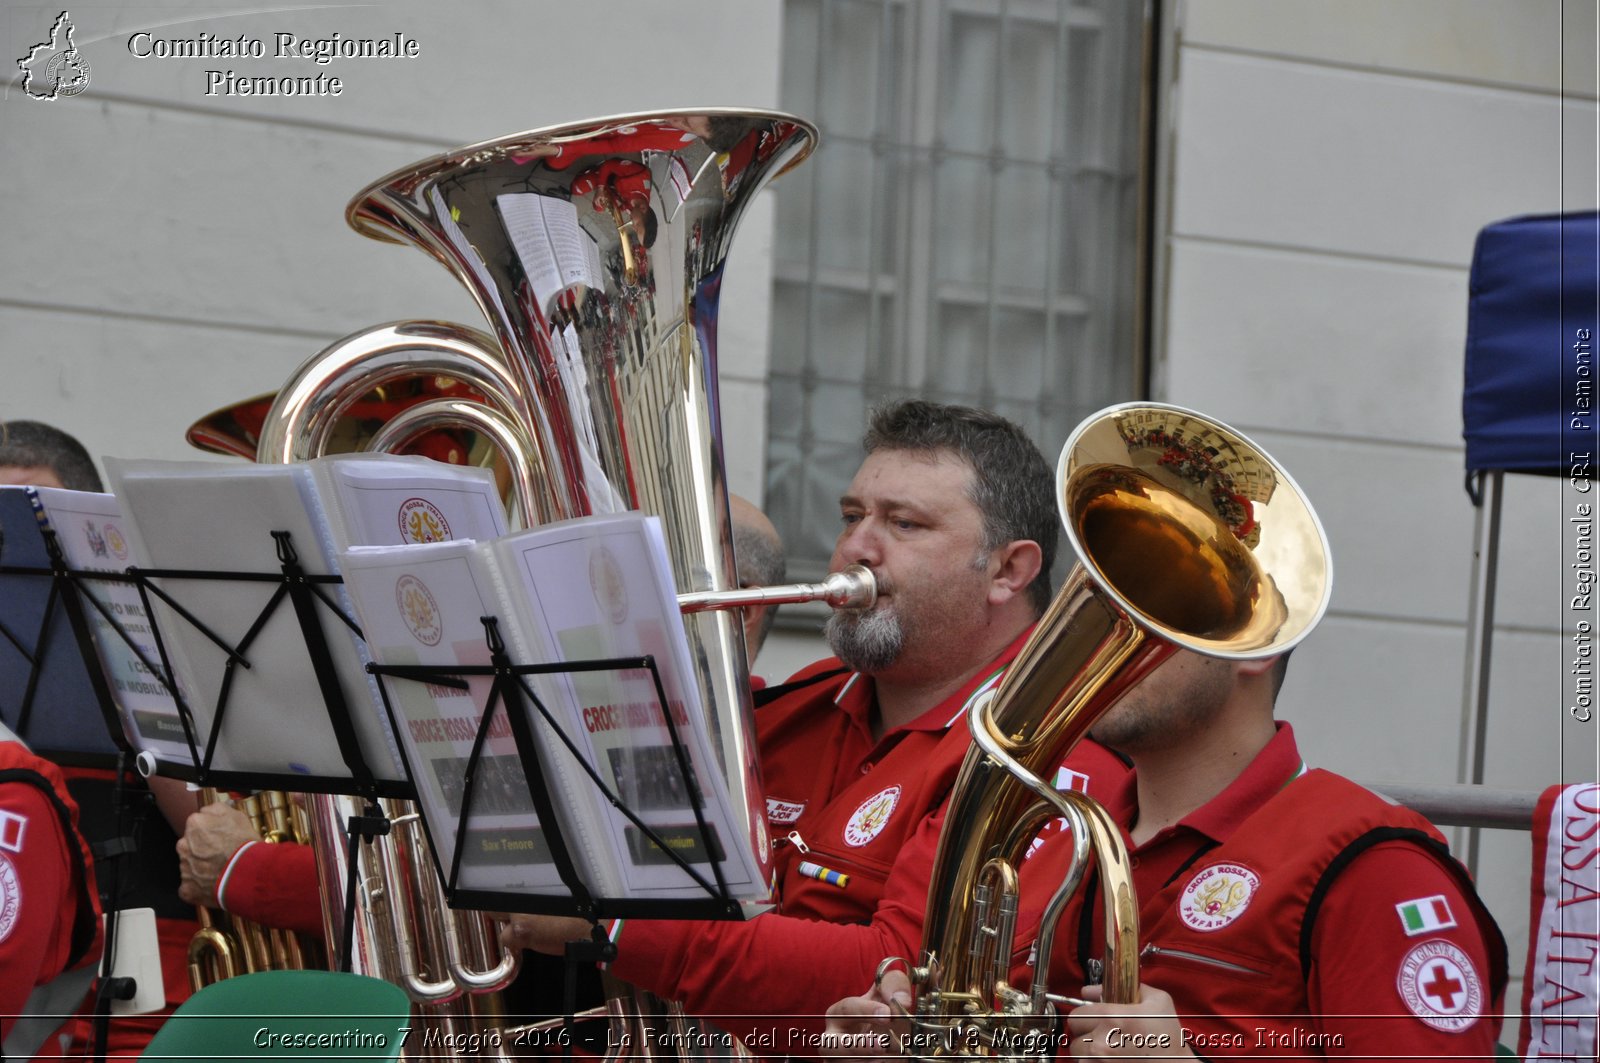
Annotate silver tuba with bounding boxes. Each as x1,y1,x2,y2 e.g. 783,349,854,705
258,111,819,858
190,111,825,1054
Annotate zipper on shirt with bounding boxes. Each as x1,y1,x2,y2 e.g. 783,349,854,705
776,830,810,854
1141,943,1268,977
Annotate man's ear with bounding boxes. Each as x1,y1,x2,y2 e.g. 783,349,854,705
987,539,1042,606
1235,655,1279,680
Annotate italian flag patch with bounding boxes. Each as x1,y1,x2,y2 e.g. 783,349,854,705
1396,895,1457,936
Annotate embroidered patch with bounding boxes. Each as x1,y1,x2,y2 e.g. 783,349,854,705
0,854,19,943
0,810,26,854
1179,862,1260,931
1397,939,1482,1032
1397,895,1457,936
766,798,806,825
843,785,901,847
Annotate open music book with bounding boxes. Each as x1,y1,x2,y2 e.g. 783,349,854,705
100,454,506,793
339,511,768,904
102,458,403,789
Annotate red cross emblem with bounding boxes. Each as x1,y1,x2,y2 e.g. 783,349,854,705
1421,962,1465,1010
1397,939,1482,1031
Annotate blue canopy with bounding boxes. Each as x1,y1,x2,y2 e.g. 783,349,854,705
1463,211,1600,475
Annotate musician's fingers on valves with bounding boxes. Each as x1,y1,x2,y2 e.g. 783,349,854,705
176,801,261,906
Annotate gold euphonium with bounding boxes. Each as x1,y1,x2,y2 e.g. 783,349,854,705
186,788,324,991
188,111,827,1058
899,403,1331,1059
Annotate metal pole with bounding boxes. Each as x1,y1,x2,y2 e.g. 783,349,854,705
1457,468,1505,876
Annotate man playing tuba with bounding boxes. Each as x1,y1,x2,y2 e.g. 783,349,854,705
500,400,1128,1041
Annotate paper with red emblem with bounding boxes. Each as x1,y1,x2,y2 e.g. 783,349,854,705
339,512,765,905
485,512,765,902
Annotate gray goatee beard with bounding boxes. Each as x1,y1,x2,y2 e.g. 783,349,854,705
825,605,905,673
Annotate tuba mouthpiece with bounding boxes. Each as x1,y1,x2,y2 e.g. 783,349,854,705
820,564,877,611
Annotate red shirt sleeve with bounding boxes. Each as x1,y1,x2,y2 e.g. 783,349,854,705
1307,840,1504,1058
218,840,324,936
606,807,942,1051
602,741,1131,1052
0,782,80,1015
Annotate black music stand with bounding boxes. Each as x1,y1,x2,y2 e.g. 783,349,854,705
0,495,137,764
0,517,187,1062
366,615,746,922
367,614,756,1052
125,529,411,799
117,529,427,974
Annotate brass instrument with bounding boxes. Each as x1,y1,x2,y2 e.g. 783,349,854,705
188,111,835,1058
899,403,1331,1058
187,788,324,991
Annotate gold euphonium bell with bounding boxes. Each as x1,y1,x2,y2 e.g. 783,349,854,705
188,111,823,1058
900,402,1331,1058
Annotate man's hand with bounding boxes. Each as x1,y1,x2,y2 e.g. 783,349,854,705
821,967,912,1061
176,801,260,906
499,914,600,956
1064,984,1196,1059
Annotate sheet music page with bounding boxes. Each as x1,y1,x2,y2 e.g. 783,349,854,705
496,193,602,316
29,487,186,756
339,542,570,894
102,459,406,786
309,453,508,551
492,512,766,901
429,186,513,329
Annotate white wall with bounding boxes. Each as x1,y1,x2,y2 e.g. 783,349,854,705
1,0,784,498
1159,0,1599,1036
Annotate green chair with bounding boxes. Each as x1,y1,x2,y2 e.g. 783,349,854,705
140,970,411,1061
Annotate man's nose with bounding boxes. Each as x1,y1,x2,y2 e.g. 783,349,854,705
835,519,884,568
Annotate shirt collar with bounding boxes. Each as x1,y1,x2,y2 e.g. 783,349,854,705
1167,720,1305,844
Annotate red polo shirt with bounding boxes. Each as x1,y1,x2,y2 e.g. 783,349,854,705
1016,723,1506,1059
601,630,1024,1037
606,631,1050,1045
